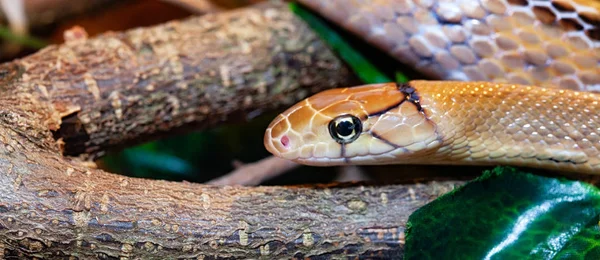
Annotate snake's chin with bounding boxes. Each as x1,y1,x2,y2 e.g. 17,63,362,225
290,157,349,166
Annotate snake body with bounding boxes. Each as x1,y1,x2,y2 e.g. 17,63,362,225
262,0,600,174
297,0,600,91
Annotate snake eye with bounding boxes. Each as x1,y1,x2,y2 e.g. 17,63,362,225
328,115,362,144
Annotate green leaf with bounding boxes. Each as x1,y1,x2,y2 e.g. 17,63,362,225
405,166,600,260
554,224,600,259
0,25,47,49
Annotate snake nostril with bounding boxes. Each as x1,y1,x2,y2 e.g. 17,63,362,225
281,135,290,148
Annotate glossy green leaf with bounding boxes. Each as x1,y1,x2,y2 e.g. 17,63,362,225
405,166,600,259
553,224,600,259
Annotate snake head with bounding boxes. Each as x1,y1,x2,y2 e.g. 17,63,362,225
264,82,441,166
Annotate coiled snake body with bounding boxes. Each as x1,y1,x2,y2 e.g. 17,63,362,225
264,0,600,174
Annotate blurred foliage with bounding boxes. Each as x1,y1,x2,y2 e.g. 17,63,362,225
288,2,392,84
0,25,47,49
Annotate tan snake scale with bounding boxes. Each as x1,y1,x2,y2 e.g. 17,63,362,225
263,0,600,174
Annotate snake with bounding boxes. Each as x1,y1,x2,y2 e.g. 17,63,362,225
263,0,600,174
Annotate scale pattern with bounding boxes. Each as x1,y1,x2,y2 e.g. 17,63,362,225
415,80,600,174
297,0,600,91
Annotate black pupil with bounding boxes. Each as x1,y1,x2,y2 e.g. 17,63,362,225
336,120,355,137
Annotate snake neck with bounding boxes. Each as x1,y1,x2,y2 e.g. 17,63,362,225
408,80,600,174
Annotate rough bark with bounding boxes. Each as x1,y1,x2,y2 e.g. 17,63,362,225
0,0,464,258
1,168,462,259
44,0,352,160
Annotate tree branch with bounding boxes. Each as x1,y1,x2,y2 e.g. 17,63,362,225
0,1,463,258
22,0,352,159
1,162,462,258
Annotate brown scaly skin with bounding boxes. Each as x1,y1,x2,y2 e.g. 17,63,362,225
296,0,600,91
265,81,600,174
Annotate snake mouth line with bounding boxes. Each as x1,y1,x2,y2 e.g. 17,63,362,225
290,142,421,165
370,131,401,149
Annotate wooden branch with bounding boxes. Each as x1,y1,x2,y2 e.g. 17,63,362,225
1,164,463,258
0,1,465,258
23,0,352,159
